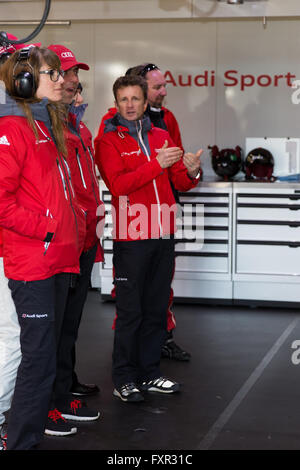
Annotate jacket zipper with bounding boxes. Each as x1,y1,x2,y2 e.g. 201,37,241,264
57,153,80,248
76,148,87,189
79,136,99,205
57,159,68,200
44,209,53,255
35,120,80,251
136,120,163,237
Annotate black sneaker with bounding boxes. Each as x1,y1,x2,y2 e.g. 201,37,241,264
140,377,180,393
45,409,77,436
60,399,100,421
0,423,7,451
113,383,144,403
161,339,191,361
71,382,100,397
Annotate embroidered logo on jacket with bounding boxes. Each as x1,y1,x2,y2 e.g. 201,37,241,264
121,150,141,157
0,135,10,146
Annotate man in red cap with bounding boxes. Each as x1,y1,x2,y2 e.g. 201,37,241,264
46,44,104,426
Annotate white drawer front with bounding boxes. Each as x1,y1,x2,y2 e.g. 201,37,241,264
237,206,300,222
236,244,300,275
237,223,300,241
175,255,228,273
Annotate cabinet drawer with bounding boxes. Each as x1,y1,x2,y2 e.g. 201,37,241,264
236,244,300,275
175,254,229,274
176,240,228,254
237,222,300,241
237,206,300,222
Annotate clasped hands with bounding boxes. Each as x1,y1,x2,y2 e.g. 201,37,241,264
156,140,202,178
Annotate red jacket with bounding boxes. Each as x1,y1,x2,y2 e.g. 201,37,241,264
0,227,3,258
66,112,104,262
0,115,86,281
95,118,199,242
95,106,184,162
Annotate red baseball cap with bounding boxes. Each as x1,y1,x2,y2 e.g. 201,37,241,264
47,44,89,72
0,33,41,56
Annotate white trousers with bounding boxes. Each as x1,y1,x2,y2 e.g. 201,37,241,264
0,258,21,426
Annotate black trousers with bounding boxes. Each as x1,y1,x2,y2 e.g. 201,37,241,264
6,273,71,450
112,237,175,389
53,244,97,404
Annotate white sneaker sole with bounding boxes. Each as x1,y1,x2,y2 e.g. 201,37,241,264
61,411,100,421
44,426,77,436
145,387,179,393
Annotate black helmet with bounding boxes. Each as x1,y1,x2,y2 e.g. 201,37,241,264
209,145,242,180
245,147,274,180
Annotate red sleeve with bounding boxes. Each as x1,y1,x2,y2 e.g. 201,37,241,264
95,134,163,197
94,108,117,171
163,108,184,152
0,124,57,241
0,227,3,257
168,158,201,191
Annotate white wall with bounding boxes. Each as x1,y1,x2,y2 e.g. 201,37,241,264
2,15,300,176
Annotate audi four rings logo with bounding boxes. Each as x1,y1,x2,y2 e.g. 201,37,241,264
61,52,74,58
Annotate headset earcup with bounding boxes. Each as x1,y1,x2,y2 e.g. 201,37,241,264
14,71,36,99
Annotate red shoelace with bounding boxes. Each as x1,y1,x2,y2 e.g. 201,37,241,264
48,408,66,423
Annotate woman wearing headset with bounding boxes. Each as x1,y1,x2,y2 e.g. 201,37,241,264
0,46,86,450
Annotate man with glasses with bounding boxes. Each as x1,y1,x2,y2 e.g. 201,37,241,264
45,44,104,428
96,63,195,363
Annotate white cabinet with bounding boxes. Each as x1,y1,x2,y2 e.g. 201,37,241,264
172,183,233,302
233,182,300,305
99,180,300,306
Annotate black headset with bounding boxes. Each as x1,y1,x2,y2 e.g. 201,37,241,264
13,48,36,99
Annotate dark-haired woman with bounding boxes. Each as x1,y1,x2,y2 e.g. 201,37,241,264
0,47,85,450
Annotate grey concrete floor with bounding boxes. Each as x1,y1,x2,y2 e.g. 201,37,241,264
37,290,300,453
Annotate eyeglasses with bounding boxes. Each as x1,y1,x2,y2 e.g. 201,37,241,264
139,63,159,77
39,69,65,82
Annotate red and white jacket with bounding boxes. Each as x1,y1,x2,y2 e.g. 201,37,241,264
66,110,104,262
94,117,200,242
95,105,184,156
0,115,86,281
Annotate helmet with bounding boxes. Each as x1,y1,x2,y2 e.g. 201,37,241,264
209,145,242,180
245,147,274,180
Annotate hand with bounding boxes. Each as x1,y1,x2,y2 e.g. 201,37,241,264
156,140,183,169
183,149,203,178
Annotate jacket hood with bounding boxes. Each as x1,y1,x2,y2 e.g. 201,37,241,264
104,112,152,135
68,101,88,131
104,113,152,157
0,91,53,129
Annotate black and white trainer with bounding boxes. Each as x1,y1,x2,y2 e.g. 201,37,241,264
140,377,180,393
59,399,100,421
0,423,7,451
113,383,144,403
45,409,77,436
